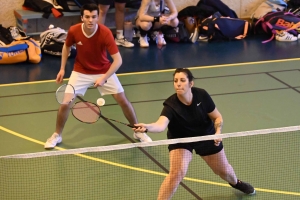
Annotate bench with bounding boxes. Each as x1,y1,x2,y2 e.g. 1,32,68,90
14,9,138,37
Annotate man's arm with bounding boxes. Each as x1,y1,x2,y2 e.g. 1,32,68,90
56,44,71,83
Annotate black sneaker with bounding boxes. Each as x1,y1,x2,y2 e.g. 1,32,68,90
229,180,256,195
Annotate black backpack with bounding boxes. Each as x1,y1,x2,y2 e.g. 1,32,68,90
0,25,13,46
162,22,189,43
56,0,96,12
23,0,63,18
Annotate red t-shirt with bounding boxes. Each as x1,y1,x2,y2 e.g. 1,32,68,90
65,23,119,74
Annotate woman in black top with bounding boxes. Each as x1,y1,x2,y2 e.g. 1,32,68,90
134,68,255,199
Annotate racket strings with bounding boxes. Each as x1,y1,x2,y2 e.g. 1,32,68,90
72,102,100,123
56,84,76,104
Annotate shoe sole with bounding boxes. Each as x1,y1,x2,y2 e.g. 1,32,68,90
115,42,134,48
44,138,62,149
276,39,297,42
248,189,256,195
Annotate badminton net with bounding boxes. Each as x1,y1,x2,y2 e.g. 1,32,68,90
0,126,300,200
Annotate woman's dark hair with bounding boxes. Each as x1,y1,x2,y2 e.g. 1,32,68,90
173,68,194,82
80,3,99,16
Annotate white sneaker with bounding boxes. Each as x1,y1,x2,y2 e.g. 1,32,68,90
115,37,134,47
275,31,297,42
44,133,62,149
189,27,199,43
139,35,149,47
156,33,167,46
133,132,152,142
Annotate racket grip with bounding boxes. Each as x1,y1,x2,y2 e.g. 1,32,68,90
132,125,148,133
91,81,107,87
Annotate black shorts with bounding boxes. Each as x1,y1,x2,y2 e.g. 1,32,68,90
95,0,128,5
168,140,223,156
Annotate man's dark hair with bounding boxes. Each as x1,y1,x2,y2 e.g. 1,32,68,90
173,68,195,82
80,3,99,16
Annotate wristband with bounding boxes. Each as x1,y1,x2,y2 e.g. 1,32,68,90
153,16,160,23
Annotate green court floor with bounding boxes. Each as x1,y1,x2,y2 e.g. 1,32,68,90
0,59,300,200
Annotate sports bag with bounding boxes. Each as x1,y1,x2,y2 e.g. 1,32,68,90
255,11,300,43
40,26,75,56
0,38,41,64
199,12,249,42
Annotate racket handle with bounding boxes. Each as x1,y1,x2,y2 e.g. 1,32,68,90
132,125,148,133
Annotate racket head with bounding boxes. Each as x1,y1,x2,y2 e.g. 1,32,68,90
56,84,76,104
71,101,101,124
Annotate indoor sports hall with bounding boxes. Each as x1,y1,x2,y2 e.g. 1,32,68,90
0,36,300,200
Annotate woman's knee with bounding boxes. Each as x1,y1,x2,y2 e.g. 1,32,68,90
169,18,179,27
169,169,187,182
139,22,152,31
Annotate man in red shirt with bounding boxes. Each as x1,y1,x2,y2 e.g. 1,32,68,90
45,3,152,149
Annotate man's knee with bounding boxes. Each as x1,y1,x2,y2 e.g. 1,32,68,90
113,92,129,106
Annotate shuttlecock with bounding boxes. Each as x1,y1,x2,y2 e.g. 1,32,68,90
97,98,105,106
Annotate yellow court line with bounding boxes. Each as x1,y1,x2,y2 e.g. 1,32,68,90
0,126,299,196
0,79,57,87
1,57,300,87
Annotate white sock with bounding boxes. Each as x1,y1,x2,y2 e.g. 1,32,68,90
116,30,123,39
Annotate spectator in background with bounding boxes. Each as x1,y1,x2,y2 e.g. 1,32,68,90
135,0,179,47
96,0,134,48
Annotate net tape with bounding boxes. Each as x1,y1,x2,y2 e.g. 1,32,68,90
1,125,299,159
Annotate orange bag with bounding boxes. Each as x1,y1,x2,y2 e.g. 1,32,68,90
0,38,41,64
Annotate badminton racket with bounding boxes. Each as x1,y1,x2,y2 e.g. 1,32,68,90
55,82,106,105
72,98,144,131
55,84,76,104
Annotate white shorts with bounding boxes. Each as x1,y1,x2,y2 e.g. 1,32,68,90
68,71,124,96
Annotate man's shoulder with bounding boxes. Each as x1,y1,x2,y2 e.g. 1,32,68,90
69,23,81,32
98,24,112,34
